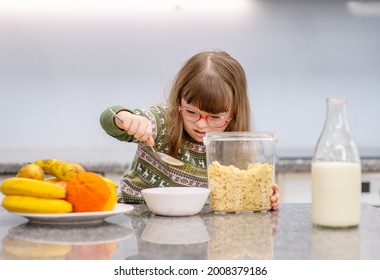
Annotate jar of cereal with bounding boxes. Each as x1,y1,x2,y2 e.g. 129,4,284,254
204,132,277,213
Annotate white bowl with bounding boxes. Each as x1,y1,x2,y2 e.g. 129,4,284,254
141,187,210,216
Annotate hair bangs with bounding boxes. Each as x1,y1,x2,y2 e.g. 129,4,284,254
182,74,232,114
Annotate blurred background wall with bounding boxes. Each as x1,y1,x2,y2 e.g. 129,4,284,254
1,0,379,164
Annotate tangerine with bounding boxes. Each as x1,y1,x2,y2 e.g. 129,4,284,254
66,172,109,212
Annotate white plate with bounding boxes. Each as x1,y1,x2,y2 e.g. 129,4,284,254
8,204,134,226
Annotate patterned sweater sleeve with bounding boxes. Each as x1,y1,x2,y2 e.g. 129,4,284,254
99,105,166,143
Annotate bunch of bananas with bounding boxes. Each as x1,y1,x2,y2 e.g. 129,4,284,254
0,158,117,214
1,177,72,214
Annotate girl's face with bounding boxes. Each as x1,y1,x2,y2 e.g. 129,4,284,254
180,99,232,142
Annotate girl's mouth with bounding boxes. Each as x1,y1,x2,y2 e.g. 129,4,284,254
194,130,206,138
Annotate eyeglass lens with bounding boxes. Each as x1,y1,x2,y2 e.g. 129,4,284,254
181,108,228,128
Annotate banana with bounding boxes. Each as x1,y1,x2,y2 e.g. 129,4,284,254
0,177,66,199
34,158,85,181
2,195,72,214
68,162,86,174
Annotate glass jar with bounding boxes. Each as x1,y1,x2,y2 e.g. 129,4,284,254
311,97,361,228
204,132,277,213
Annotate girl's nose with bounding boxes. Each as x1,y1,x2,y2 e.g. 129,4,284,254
195,117,208,128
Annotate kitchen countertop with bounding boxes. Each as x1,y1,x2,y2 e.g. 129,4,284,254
1,203,380,260
276,157,380,173
1,148,380,175
2,157,380,175
275,148,380,173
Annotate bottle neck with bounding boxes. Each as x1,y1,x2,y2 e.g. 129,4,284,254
313,97,360,163
325,99,349,131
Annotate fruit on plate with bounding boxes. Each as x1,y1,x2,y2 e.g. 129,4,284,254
67,162,86,174
1,159,118,214
2,195,73,214
0,177,71,214
66,172,115,212
16,163,45,181
44,177,60,183
34,158,86,181
0,177,66,199
101,179,118,211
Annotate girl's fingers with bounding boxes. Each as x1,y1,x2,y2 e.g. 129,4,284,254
142,122,153,143
126,120,139,136
119,114,153,144
146,135,155,147
127,118,153,145
122,116,135,134
271,184,280,211
133,121,149,141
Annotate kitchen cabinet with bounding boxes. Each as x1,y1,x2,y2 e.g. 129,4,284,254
277,172,312,203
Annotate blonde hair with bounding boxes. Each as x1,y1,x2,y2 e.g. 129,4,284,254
165,51,251,156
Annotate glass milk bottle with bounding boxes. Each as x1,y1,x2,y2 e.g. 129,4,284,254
311,97,361,228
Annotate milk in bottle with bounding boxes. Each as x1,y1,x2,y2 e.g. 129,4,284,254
311,97,361,228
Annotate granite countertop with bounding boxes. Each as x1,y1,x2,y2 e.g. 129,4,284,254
1,203,380,260
275,148,380,173
1,148,380,175
276,158,380,173
1,158,380,175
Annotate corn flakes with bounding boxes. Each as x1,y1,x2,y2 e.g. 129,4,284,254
208,161,273,212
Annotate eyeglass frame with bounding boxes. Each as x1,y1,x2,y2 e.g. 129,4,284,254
178,106,232,128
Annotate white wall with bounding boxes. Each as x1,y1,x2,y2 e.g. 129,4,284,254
1,0,379,163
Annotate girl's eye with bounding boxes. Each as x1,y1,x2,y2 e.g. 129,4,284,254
185,109,197,115
210,115,223,120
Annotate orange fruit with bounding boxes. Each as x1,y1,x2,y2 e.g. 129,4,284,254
66,172,109,212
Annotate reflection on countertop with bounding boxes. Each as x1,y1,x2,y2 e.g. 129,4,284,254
127,203,380,260
207,212,274,260
1,222,137,260
0,213,138,260
141,215,209,245
1,203,380,260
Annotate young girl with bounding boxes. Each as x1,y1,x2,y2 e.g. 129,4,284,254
100,50,279,210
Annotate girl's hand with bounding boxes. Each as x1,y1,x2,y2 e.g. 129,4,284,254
270,184,280,211
116,111,154,146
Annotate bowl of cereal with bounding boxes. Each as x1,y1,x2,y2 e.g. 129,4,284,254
141,187,210,216
204,132,277,213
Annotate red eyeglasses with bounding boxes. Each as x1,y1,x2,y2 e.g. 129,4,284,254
178,106,231,128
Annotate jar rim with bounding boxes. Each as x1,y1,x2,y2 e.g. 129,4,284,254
203,131,278,145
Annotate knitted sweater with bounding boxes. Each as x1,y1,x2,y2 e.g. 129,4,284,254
100,105,208,204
